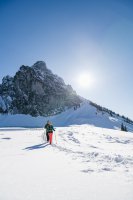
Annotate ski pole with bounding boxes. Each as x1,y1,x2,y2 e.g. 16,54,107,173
42,129,46,142
41,131,44,142
55,132,57,144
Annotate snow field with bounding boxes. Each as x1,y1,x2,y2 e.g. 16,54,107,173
0,125,133,200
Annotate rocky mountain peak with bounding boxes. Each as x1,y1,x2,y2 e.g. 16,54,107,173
32,61,47,72
0,61,82,116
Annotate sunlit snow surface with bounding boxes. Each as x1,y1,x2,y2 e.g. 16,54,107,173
0,125,133,200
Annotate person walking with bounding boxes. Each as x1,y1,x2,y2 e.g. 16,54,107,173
44,120,50,142
44,121,55,144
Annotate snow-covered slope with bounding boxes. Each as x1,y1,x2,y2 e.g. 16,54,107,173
0,125,133,200
0,101,133,132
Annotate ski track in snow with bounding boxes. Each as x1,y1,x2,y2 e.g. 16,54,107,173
0,125,133,200
55,126,133,175
0,125,133,175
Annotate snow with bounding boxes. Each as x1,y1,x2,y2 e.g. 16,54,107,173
0,96,7,111
0,102,133,132
0,125,133,200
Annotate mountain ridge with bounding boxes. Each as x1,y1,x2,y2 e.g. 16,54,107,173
0,101,133,132
0,61,81,116
0,61,133,131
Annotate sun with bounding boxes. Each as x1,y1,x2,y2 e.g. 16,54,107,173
77,72,94,89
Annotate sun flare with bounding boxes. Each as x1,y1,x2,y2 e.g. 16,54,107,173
77,72,94,89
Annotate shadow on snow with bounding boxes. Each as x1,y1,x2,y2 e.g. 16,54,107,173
1,137,11,140
23,142,49,150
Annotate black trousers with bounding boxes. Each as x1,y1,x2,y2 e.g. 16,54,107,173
46,132,49,141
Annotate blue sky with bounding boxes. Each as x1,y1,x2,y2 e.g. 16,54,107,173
0,0,133,119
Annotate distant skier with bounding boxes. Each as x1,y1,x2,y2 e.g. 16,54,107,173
44,121,55,144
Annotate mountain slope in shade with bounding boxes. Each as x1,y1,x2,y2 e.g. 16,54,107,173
0,101,133,132
0,61,81,116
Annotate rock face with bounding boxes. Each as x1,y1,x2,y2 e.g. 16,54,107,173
0,61,82,116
